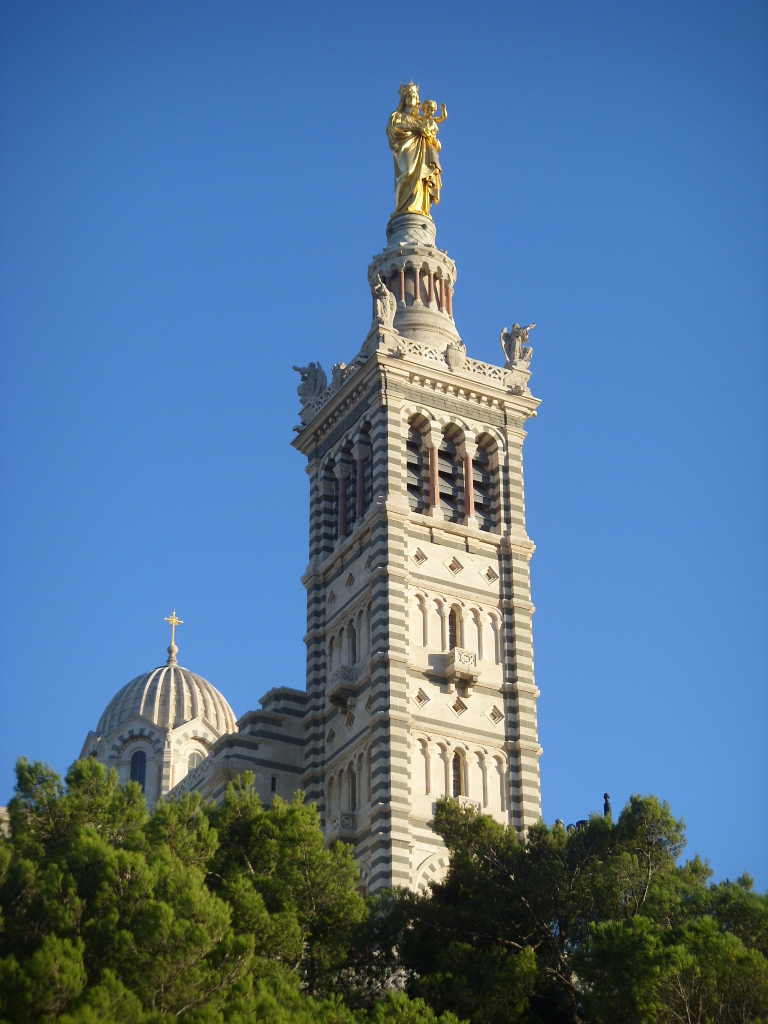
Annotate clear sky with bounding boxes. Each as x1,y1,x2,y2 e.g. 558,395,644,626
1,1,766,887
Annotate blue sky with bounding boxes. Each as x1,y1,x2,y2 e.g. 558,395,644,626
1,1,766,887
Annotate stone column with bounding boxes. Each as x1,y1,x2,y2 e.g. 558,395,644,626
399,267,406,307
446,283,453,318
458,435,477,528
437,277,444,313
352,438,370,524
428,271,435,307
425,424,443,518
334,461,351,539
413,267,423,307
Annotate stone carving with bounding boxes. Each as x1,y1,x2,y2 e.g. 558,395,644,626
329,812,355,834
332,362,350,389
500,322,536,367
445,340,466,371
293,362,328,406
456,795,481,812
372,274,397,329
603,792,611,817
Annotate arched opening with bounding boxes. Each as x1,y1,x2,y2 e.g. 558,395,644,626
452,751,463,797
328,636,335,668
322,459,338,552
418,739,430,795
438,427,464,523
327,777,334,816
348,766,357,812
188,751,204,770
473,437,498,532
353,424,373,521
448,607,460,651
349,622,357,665
130,750,147,792
406,424,429,513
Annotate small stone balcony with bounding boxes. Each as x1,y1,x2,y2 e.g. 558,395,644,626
443,648,481,692
327,665,356,708
456,795,482,812
328,812,356,838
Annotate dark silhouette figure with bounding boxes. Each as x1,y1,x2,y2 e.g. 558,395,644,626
604,792,611,817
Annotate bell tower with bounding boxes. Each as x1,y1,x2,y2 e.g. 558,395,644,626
292,198,543,893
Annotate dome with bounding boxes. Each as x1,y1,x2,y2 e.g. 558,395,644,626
96,656,237,737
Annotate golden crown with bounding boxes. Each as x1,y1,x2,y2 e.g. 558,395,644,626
399,80,419,98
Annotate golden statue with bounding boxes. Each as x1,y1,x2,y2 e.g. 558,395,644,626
386,82,447,219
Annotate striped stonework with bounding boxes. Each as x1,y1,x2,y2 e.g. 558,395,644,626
167,212,544,894
290,213,544,893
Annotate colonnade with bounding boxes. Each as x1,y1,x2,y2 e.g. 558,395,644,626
385,267,454,316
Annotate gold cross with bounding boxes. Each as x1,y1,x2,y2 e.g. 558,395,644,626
164,609,183,644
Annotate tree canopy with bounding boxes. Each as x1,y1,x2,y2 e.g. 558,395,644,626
358,797,768,1024
1,758,765,1024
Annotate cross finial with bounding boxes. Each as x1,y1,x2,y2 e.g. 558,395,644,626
165,609,183,644
164,609,183,664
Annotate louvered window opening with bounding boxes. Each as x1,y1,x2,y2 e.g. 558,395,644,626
438,438,463,523
130,750,146,792
406,429,429,513
345,463,357,531
473,445,496,532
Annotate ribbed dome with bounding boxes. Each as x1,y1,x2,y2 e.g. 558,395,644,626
97,662,237,737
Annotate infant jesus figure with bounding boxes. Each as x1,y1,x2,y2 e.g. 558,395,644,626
419,99,448,152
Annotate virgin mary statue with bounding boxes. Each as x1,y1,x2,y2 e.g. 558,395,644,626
386,82,443,219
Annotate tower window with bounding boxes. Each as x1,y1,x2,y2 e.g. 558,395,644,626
271,775,278,793
473,444,496,532
130,750,146,792
406,427,429,513
348,767,357,811
188,751,204,770
438,433,463,523
448,608,460,651
349,623,357,664
452,751,463,797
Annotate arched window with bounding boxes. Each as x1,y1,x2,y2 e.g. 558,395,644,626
438,428,464,523
452,751,463,797
473,441,497,532
348,767,357,812
448,607,460,651
349,623,357,665
130,750,146,792
188,751,204,770
406,426,429,513
319,460,339,554
328,637,335,667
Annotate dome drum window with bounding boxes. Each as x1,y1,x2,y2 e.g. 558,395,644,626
130,750,147,791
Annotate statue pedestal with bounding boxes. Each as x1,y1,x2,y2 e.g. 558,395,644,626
386,214,436,248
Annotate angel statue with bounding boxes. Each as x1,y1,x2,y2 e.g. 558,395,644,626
293,362,328,407
500,323,536,367
386,82,447,219
372,274,397,329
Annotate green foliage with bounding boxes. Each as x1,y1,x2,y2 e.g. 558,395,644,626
2,758,765,1024
0,759,371,1023
366,795,768,1024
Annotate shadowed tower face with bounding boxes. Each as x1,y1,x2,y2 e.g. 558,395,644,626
293,97,543,892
